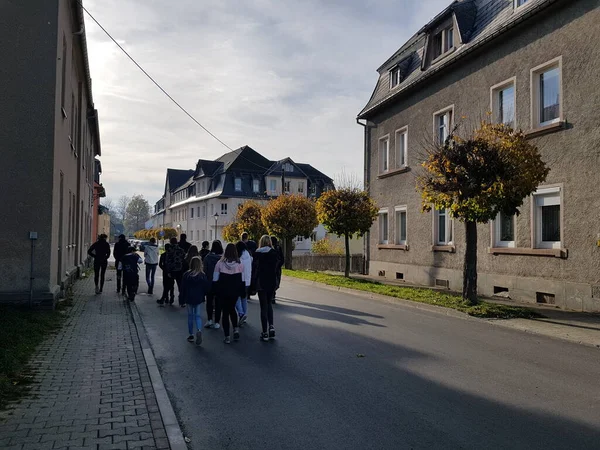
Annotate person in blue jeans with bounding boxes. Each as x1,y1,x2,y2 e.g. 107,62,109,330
144,237,159,294
180,256,210,345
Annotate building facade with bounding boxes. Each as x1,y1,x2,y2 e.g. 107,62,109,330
358,0,600,311
0,0,103,307
151,146,333,245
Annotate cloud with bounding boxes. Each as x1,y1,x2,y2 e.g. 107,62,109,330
85,0,452,204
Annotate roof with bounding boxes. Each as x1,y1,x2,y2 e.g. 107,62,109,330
358,0,560,119
165,169,194,193
215,145,272,173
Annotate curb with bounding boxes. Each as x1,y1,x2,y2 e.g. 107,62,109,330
129,300,188,450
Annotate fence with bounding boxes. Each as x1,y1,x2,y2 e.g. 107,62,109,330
291,254,365,274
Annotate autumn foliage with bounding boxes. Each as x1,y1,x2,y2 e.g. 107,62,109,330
134,227,177,241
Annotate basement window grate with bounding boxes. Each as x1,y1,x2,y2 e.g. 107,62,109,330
396,272,404,280
435,279,449,289
378,270,386,277
536,292,555,304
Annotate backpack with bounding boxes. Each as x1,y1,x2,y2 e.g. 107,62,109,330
166,245,185,273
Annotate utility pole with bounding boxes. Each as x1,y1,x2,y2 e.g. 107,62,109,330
281,165,285,196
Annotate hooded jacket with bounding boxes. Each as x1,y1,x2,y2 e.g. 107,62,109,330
144,243,159,265
181,271,210,305
213,259,245,299
253,246,278,292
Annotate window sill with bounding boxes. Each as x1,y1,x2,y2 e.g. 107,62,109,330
377,166,410,179
488,247,568,258
431,245,455,253
525,121,565,139
431,47,457,66
377,244,409,251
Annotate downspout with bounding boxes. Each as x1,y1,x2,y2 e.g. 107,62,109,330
356,118,376,276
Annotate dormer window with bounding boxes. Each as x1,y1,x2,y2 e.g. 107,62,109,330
515,0,530,7
433,27,454,60
390,66,402,89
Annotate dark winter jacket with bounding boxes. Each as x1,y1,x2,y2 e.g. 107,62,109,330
121,253,142,274
199,248,210,261
203,253,221,289
245,240,257,256
179,240,192,254
165,245,185,273
253,247,279,292
159,252,168,272
113,238,129,263
88,240,111,263
181,272,210,305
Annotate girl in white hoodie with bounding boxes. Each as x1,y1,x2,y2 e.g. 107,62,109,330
235,241,252,325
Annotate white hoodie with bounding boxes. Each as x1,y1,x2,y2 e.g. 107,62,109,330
239,249,252,287
144,244,159,265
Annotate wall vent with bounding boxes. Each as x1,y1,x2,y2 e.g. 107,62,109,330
592,285,600,298
396,272,404,280
536,292,555,304
378,270,386,277
435,279,449,289
494,286,509,294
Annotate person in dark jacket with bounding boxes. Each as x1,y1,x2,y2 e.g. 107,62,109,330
213,244,246,344
241,232,257,256
181,257,210,345
203,240,224,329
253,235,279,341
270,236,284,304
178,233,192,254
88,234,111,294
157,243,174,306
183,245,199,273
113,234,129,295
121,246,142,301
166,237,186,306
199,241,210,261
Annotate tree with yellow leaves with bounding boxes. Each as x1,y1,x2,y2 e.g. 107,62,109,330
418,122,549,305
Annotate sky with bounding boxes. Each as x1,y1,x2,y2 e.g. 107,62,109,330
85,0,452,206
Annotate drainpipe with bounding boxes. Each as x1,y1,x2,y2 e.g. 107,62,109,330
356,118,377,276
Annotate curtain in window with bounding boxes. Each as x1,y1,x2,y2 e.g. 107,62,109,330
540,68,560,123
542,205,560,242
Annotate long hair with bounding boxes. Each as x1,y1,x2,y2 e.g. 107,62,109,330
221,243,240,263
259,235,272,248
188,256,203,275
235,241,247,257
210,240,224,255
185,245,199,265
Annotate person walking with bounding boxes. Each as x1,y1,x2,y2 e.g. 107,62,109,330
87,234,111,294
199,241,210,261
235,241,252,326
253,235,279,341
183,245,199,273
144,237,159,295
203,241,223,329
271,236,284,304
213,243,246,344
113,234,129,295
165,237,186,307
180,256,210,345
121,246,143,301
178,233,192,254
241,232,257,256
157,243,174,306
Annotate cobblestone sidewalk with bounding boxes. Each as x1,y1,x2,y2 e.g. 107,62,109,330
0,272,171,450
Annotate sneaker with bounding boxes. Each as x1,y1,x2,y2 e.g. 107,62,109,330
260,332,269,342
187,335,194,342
180,304,187,308
233,328,240,341
95,286,100,294
214,323,221,330
269,326,276,339
156,299,164,304
224,336,231,344
204,320,214,329
195,331,202,346
239,315,247,326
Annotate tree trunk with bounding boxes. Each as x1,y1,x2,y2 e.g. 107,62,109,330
284,237,293,270
344,233,350,278
463,221,478,305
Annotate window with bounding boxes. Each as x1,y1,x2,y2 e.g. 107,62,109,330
190,208,194,218
269,179,277,193
296,236,304,242
395,206,407,245
221,203,228,215
297,182,304,194
284,181,291,193
253,179,260,193
494,213,515,247
210,203,214,215
379,136,389,173
433,27,454,60
491,79,516,127
531,58,562,128
197,207,200,217
515,0,530,7
378,209,389,244
235,177,242,191
390,66,402,89
202,205,206,217
283,163,294,173
202,230,206,241
434,208,453,245
395,128,408,168
533,187,561,249
434,107,453,144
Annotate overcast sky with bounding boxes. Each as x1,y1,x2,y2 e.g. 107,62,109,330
85,0,451,206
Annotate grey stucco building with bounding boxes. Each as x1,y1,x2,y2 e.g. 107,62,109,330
0,0,102,307
358,0,600,311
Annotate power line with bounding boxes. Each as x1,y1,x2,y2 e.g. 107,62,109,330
80,2,233,151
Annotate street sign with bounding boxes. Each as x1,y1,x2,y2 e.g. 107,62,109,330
159,230,165,237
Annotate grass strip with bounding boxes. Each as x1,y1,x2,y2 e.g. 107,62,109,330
282,269,541,320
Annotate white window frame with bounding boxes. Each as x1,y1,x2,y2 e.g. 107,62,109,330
532,186,562,250
531,57,563,129
490,77,516,128
389,66,401,89
395,127,408,168
378,135,390,174
433,208,454,246
297,181,304,194
394,206,407,245
269,179,277,194
234,177,242,192
514,0,531,8
221,203,228,215
492,212,516,248
253,179,260,193
433,26,455,60
284,180,291,193
433,106,454,145
378,209,389,245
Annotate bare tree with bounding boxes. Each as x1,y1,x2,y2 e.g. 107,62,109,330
333,168,363,190
102,198,115,213
116,195,131,223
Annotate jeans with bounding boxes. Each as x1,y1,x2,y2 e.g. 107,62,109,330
161,272,175,303
258,290,274,333
124,273,139,301
235,296,248,317
206,293,222,322
221,295,238,337
145,264,158,292
116,266,124,293
187,304,203,335
94,260,108,291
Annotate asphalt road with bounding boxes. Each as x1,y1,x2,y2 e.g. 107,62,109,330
134,270,600,450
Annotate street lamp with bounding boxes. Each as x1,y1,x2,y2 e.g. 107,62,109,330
213,212,219,241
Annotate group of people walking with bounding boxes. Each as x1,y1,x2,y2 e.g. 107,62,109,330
88,231,285,345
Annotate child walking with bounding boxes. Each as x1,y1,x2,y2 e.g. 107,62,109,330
121,246,142,301
180,256,210,345
213,244,246,344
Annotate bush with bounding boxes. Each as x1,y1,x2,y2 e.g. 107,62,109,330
312,237,344,255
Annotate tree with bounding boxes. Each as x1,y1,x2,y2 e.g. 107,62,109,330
222,201,268,243
316,188,378,277
222,222,243,243
102,198,115,214
262,195,318,269
116,195,131,226
124,195,151,235
417,122,550,305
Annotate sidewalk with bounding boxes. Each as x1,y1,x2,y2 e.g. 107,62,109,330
0,273,173,450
